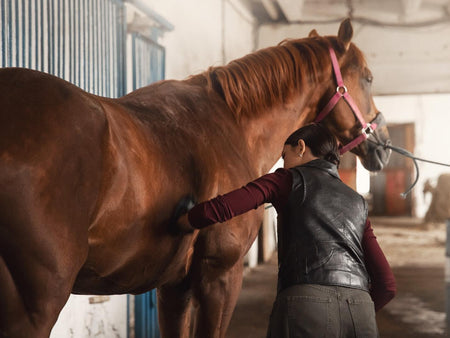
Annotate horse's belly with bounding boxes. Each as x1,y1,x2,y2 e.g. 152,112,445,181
71,266,143,295
72,229,198,295
72,264,161,295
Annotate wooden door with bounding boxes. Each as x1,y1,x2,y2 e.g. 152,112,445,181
370,123,415,216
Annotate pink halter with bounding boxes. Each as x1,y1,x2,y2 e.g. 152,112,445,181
314,47,378,155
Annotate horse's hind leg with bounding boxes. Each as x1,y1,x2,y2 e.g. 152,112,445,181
0,256,67,338
0,231,88,338
0,186,89,337
0,226,88,337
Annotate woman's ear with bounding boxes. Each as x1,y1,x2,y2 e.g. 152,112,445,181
297,139,306,156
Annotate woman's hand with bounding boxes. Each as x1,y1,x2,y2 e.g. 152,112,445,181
177,213,196,233
169,194,197,235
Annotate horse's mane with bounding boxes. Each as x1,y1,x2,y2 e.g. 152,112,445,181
201,36,343,119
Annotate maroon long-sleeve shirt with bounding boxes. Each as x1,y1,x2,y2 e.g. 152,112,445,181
188,167,396,311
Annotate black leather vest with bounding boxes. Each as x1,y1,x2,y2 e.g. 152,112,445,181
277,159,370,293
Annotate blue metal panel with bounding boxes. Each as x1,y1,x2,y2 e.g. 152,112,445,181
135,290,160,338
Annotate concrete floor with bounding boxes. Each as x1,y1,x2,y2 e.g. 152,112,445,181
226,218,448,337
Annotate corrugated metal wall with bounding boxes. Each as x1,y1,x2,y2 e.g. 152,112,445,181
0,0,126,97
131,32,165,89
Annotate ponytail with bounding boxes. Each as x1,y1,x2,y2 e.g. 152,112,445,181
324,151,340,166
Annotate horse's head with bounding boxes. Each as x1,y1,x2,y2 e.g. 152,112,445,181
311,19,391,171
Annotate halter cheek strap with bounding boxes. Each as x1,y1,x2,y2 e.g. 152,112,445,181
314,47,378,155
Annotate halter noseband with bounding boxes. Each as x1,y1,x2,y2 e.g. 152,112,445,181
314,47,378,155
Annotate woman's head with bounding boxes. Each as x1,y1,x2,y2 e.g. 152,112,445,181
282,123,340,168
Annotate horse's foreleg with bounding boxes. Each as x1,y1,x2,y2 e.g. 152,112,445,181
191,257,244,338
157,280,193,338
185,212,261,338
158,260,244,338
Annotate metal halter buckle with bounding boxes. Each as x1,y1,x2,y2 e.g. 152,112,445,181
336,85,347,95
362,124,374,137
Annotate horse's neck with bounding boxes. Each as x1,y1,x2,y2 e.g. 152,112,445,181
241,86,325,175
206,45,333,176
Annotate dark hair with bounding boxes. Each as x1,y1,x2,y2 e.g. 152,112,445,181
284,123,340,166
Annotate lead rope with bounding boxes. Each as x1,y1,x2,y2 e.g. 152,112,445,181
367,138,450,197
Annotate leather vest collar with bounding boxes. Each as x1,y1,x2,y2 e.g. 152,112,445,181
294,159,340,180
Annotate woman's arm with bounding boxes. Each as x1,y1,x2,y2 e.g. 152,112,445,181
362,219,397,312
186,168,293,229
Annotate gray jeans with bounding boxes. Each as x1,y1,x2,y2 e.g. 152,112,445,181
266,284,378,338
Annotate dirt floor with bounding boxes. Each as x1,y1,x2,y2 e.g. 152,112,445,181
226,217,448,338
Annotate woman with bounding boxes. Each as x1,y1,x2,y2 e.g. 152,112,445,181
178,123,396,337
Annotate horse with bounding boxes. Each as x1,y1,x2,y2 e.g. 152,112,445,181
423,174,450,227
0,19,391,337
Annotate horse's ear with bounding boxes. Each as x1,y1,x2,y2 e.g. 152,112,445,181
337,18,353,51
308,29,319,38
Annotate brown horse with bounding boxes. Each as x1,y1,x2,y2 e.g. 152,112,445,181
0,19,390,337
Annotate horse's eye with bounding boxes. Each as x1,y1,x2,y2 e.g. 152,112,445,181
362,68,373,84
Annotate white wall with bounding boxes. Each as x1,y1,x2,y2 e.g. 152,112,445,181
257,21,450,96
51,295,128,338
144,0,255,80
223,0,256,63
